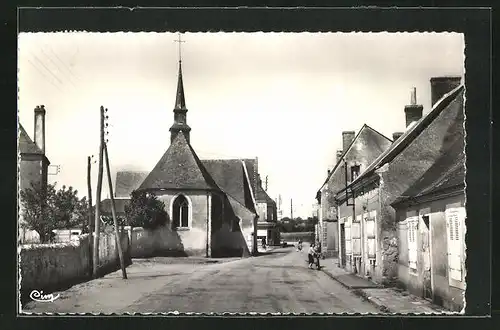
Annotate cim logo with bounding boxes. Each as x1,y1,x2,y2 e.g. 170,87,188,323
29,290,60,303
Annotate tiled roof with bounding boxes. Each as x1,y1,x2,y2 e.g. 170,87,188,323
349,84,465,189
201,159,249,206
241,158,258,197
101,198,129,216
115,171,149,197
19,124,43,154
138,132,220,191
391,137,465,205
317,123,393,193
255,183,275,204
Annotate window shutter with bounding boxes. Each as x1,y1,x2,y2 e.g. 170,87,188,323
446,207,463,282
407,216,417,270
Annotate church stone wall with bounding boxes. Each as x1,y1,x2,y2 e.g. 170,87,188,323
152,190,210,257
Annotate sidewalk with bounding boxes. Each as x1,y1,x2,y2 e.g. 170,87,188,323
320,258,453,314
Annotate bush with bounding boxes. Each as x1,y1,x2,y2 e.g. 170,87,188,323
124,191,168,230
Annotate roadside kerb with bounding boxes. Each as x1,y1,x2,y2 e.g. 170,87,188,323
320,268,393,313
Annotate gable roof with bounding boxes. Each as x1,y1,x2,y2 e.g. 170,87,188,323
115,171,149,197
318,124,392,192
19,124,43,155
101,198,129,216
255,181,275,204
201,159,249,206
138,132,220,191
347,84,465,190
241,158,258,197
391,136,465,206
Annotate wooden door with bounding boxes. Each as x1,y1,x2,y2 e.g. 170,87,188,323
340,223,346,267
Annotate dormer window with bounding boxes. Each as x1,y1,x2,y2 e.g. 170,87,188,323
351,164,360,180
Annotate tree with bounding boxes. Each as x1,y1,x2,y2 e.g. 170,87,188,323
124,190,168,230
20,182,91,243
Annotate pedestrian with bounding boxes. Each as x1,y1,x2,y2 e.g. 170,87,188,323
307,243,316,269
314,243,321,269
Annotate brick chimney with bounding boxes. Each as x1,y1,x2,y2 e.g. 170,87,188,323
34,105,46,154
430,76,462,106
336,149,343,164
392,132,404,142
327,169,331,177
342,131,355,152
404,87,423,129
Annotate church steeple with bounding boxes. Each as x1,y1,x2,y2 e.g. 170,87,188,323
169,33,191,144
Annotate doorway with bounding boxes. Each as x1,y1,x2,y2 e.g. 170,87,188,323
421,215,432,301
340,223,346,267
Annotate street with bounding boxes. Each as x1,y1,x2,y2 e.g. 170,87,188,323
23,246,379,314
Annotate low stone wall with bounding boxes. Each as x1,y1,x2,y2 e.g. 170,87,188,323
20,231,131,301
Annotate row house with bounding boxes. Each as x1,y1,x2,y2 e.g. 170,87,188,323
315,126,392,257
335,77,464,291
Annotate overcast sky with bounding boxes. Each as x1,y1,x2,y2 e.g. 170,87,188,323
18,32,464,219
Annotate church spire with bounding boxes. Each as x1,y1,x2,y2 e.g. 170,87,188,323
174,61,186,110
170,33,191,144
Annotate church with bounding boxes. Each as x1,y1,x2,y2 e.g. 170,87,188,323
107,51,263,258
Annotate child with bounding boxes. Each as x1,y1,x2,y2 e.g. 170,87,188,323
308,243,316,269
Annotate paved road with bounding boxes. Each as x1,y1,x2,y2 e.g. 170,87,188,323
23,247,379,314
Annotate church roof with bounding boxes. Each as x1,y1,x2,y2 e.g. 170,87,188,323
115,171,149,197
138,132,220,191
201,159,249,206
174,61,186,110
19,124,43,155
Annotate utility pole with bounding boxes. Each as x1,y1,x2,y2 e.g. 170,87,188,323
93,106,105,278
104,143,127,279
87,155,93,271
291,198,293,220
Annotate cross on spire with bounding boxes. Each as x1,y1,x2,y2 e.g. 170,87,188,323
174,32,185,63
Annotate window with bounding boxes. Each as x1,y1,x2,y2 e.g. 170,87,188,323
351,164,361,180
172,194,190,229
407,214,418,272
352,215,362,255
365,210,376,258
446,205,465,283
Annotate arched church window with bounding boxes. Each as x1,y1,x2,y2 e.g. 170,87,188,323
172,195,190,229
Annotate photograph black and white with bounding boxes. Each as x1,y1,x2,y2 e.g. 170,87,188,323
18,30,466,315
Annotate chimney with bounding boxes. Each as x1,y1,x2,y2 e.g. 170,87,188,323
392,132,404,142
34,105,46,154
327,169,331,177
430,76,462,106
342,131,355,152
404,87,423,128
336,149,343,164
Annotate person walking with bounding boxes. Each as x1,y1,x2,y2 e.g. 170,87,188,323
314,243,321,270
307,243,316,269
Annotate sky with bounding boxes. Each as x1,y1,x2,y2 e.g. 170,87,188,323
18,32,464,219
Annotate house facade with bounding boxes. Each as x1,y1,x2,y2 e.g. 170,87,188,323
315,126,392,257
255,174,279,246
18,105,51,244
391,127,465,312
335,77,464,285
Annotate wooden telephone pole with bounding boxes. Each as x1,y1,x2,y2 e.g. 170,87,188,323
87,156,93,271
93,106,105,278
104,142,127,279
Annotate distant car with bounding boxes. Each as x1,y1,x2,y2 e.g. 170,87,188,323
280,239,287,247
